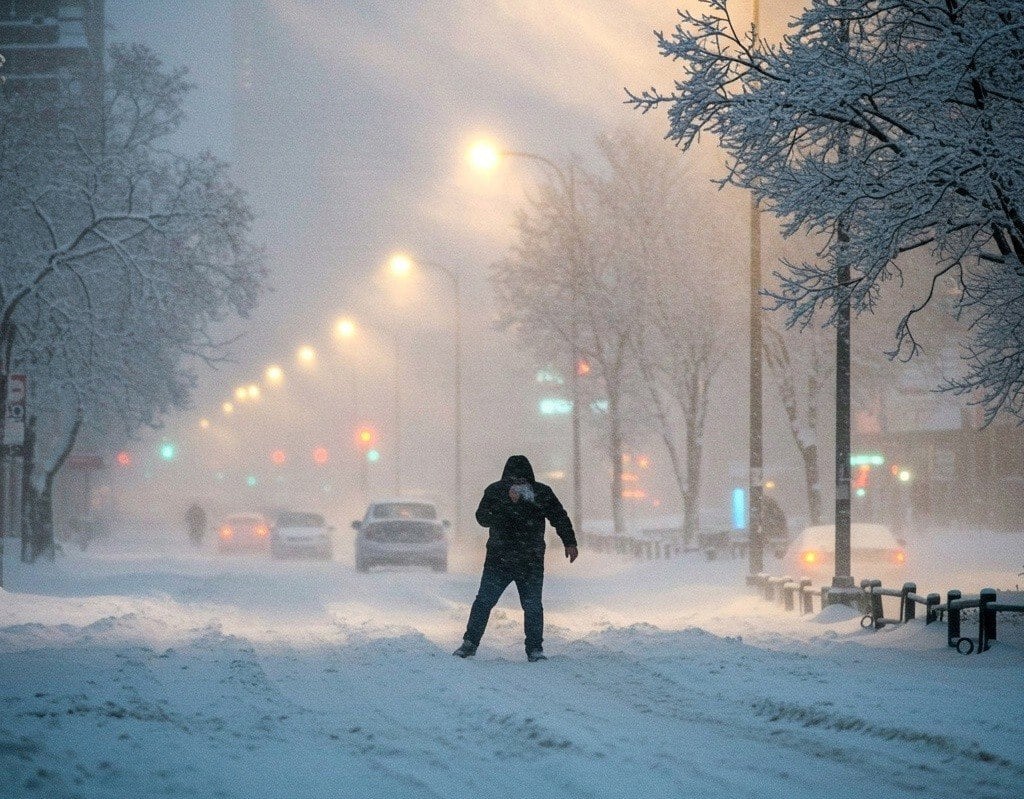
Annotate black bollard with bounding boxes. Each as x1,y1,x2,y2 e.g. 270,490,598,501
925,593,940,625
903,582,917,622
947,590,962,647
979,588,997,652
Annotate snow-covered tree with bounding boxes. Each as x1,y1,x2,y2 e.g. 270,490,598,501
630,0,1024,423
491,129,729,538
0,44,264,552
764,320,832,525
491,157,640,536
592,129,727,546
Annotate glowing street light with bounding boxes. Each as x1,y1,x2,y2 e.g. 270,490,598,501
222,401,234,415
296,344,317,366
234,386,248,402
464,139,584,538
388,253,414,278
466,138,501,173
246,384,261,401
265,364,284,385
199,418,211,430
334,317,357,340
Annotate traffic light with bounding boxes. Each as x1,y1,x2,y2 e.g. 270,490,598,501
115,450,133,468
355,426,377,450
270,449,287,466
366,449,381,463
159,442,177,461
312,446,330,466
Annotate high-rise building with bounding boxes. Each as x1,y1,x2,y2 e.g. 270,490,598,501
0,1,104,113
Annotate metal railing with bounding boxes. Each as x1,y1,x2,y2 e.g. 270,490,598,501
748,573,1023,656
859,580,941,629
748,572,825,615
582,532,685,561
942,588,1024,655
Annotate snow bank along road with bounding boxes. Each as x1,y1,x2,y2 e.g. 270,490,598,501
0,531,1021,799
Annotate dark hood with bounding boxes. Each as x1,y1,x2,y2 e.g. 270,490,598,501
501,455,535,483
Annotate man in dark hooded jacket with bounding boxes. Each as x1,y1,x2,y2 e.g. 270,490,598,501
454,455,578,662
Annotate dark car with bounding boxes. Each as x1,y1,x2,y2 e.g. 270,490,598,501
217,513,271,554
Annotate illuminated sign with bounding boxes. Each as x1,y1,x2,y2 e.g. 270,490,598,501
732,487,747,530
539,398,573,415
850,453,885,467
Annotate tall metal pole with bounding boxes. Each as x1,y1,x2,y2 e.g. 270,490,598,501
408,258,464,533
746,0,765,578
451,278,464,534
504,151,584,536
832,15,855,592
394,330,402,497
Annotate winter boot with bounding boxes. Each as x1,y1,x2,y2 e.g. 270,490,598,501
453,639,478,658
526,649,547,662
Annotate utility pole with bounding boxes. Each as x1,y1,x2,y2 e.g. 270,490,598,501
830,15,856,597
746,0,765,579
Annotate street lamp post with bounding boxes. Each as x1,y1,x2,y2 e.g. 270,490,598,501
469,144,585,540
388,254,464,533
747,0,765,580
335,317,402,497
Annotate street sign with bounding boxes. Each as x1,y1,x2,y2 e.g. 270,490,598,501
3,374,26,446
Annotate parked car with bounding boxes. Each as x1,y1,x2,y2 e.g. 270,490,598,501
353,500,448,572
270,511,334,560
785,523,907,575
217,512,271,554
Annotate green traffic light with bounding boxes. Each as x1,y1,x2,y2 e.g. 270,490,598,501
366,449,381,463
159,442,177,461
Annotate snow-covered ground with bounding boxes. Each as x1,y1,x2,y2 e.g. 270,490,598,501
0,527,1021,799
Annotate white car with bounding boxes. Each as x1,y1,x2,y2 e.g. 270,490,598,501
353,500,448,573
270,511,334,560
785,523,906,576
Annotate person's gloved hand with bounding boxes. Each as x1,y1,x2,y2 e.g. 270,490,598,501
565,546,578,563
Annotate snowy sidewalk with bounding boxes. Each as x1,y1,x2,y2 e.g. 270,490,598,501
0,538,1021,799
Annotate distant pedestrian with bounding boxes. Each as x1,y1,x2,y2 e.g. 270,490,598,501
185,503,207,547
454,455,578,662
763,494,789,557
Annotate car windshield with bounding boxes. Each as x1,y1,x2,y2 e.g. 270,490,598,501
277,512,325,527
372,503,437,521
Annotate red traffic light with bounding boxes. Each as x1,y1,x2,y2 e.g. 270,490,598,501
312,446,330,466
270,449,287,466
115,450,133,468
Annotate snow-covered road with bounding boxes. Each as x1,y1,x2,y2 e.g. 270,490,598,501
0,530,1021,799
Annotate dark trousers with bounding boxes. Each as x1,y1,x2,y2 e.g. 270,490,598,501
464,557,544,652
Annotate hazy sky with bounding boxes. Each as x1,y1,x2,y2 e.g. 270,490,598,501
105,1,819,524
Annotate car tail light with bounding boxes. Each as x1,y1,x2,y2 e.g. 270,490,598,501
255,524,269,538
219,525,233,540
801,550,819,565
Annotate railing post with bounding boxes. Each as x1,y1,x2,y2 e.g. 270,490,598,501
979,588,997,652
799,579,813,614
946,589,962,647
925,593,940,625
902,582,917,622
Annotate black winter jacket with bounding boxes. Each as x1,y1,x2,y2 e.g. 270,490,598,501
475,455,577,563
